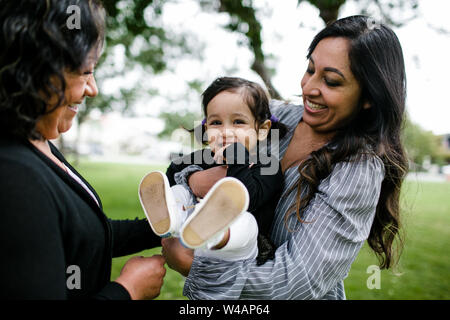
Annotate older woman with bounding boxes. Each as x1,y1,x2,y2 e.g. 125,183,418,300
0,0,165,299
162,15,408,299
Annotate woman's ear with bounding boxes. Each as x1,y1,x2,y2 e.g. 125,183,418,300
362,100,371,110
257,119,272,141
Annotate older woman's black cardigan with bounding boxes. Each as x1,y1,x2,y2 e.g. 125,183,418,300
0,136,160,299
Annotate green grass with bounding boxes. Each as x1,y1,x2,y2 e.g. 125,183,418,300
344,181,450,300
75,160,450,300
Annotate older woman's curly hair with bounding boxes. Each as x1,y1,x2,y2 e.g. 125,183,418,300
0,0,105,140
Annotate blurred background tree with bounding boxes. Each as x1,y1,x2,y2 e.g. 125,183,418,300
67,0,200,157
87,0,197,116
157,110,200,139
403,117,447,168
196,0,418,101
67,0,447,169
201,0,448,168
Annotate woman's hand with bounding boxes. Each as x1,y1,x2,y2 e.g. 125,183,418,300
161,238,194,277
115,255,166,300
188,165,227,198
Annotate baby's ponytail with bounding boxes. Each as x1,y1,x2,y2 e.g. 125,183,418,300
266,114,288,142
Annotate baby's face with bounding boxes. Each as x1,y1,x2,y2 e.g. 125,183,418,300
204,91,259,153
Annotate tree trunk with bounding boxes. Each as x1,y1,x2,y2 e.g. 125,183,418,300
318,7,339,24
251,59,282,100
309,0,345,24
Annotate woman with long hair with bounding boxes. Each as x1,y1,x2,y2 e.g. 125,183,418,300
162,15,408,299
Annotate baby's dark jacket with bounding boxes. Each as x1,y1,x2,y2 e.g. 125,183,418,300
165,142,283,237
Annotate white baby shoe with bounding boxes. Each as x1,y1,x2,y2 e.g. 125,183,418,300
180,177,249,249
139,171,183,237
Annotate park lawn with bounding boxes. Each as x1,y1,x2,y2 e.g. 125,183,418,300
76,160,450,300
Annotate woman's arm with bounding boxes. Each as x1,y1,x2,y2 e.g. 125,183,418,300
179,156,385,299
161,237,194,277
109,218,161,257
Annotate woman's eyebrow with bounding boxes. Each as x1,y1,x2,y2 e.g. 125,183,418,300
309,57,346,80
324,67,346,80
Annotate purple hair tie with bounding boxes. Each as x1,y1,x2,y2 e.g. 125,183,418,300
201,118,206,125
270,115,279,123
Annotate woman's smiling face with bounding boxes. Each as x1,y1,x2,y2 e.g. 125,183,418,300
35,55,99,140
301,37,367,134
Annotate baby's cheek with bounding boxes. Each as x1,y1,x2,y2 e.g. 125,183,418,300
236,128,257,147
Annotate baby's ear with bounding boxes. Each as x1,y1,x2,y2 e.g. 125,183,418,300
257,119,272,141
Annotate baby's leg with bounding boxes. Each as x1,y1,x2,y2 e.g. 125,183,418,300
195,211,258,261
170,184,195,228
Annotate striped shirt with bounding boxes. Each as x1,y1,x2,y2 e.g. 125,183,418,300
182,100,385,300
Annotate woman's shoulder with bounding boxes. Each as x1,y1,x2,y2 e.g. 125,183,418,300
0,137,52,182
269,99,303,115
0,139,65,218
310,153,386,218
269,99,304,127
0,137,33,164
336,152,384,176
322,152,385,193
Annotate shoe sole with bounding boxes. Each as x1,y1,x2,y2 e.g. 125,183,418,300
139,172,171,236
181,178,248,248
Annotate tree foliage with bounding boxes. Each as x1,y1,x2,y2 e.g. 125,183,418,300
75,0,444,167
213,0,444,167
80,0,196,125
199,0,282,100
157,110,201,139
299,0,346,23
403,117,446,166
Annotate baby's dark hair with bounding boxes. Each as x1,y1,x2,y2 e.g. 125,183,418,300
193,76,287,144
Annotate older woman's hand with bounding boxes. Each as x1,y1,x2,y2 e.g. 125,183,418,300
161,238,194,277
115,255,166,300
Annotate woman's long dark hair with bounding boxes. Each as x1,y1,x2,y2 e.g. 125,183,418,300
291,16,408,269
0,0,105,140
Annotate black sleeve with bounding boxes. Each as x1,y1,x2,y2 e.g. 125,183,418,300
224,142,284,214
93,281,130,300
165,160,185,186
0,163,68,299
165,149,217,186
109,218,161,257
